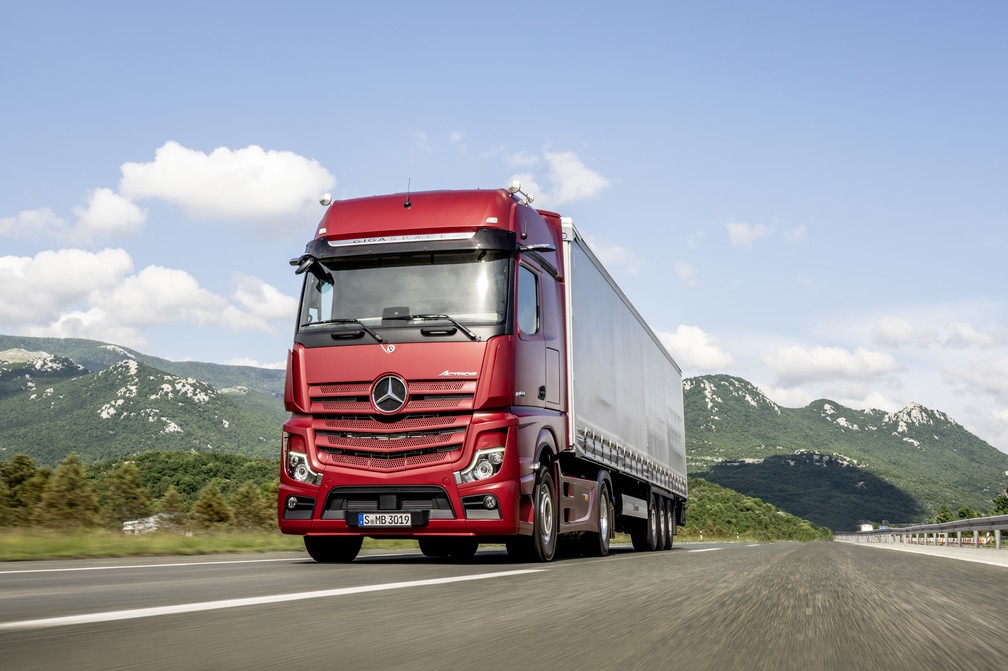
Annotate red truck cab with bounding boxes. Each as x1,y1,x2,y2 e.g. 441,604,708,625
279,186,574,561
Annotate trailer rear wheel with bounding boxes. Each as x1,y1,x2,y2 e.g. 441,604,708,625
580,480,613,557
630,495,658,552
662,500,674,550
303,535,363,563
656,496,668,551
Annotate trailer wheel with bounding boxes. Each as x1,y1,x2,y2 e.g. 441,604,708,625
303,535,363,563
656,496,668,551
580,480,613,557
630,495,658,552
663,500,674,550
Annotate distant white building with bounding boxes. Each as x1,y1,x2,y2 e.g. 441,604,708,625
122,513,173,534
859,523,874,532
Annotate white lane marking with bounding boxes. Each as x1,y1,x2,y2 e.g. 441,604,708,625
0,569,543,631
688,548,722,553
747,544,760,547
0,557,300,575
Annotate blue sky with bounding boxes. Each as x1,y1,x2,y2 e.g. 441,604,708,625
2,2,1007,451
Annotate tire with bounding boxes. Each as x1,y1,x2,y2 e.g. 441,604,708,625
419,538,451,558
656,496,668,551
420,538,479,561
630,494,658,552
447,539,479,560
532,464,559,562
580,479,613,557
304,535,363,563
663,500,674,550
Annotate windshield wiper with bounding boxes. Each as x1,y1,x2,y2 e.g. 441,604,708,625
301,318,385,343
383,314,480,342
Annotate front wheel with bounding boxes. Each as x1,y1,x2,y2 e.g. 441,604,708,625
580,479,613,557
419,538,479,561
304,535,363,563
531,464,559,562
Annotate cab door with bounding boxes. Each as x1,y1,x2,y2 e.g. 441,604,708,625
514,261,563,411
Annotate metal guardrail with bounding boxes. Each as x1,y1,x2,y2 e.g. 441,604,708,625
836,514,1008,549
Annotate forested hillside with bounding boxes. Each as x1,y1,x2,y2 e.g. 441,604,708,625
0,353,278,464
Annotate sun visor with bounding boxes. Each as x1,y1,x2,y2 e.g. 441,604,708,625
303,228,518,261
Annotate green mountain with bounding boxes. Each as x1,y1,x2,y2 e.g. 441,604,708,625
685,374,1008,530
0,335,285,424
0,351,279,465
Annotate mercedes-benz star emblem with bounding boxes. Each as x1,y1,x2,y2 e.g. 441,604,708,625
372,374,408,414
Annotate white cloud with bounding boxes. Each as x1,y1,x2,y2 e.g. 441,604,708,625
72,187,147,242
0,207,67,240
945,357,1008,396
0,248,134,324
507,150,609,207
674,261,698,284
659,325,735,370
726,220,769,247
945,322,996,349
872,316,937,348
785,225,807,242
3,252,281,349
225,357,286,370
24,307,146,349
90,265,265,331
583,235,646,276
448,131,467,152
542,151,610,205
763,344,900,386
232,273,298,321
119,141,336,222
414,131,432,153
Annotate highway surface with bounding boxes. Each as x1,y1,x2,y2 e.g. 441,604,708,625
2,542,1007,670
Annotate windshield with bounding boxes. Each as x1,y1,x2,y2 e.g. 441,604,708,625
299,250,511,329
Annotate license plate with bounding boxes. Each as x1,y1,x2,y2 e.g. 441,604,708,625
358,512,412,527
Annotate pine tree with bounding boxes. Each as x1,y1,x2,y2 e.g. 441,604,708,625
101,462,151,528
230,480,273,530
992,491,1008,515
34,453,98,529
155,485,188,530
0,479,14,526
932,505,955,524
16,465,51,522
191,482,234,528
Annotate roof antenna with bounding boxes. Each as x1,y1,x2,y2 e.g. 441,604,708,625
403,179,412,209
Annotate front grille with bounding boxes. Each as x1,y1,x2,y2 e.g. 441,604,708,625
309,378,476,472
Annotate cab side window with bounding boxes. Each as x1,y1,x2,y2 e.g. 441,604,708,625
517,266,539,335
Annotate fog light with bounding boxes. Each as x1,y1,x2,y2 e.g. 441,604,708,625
483,495,498,510
287,496,298,510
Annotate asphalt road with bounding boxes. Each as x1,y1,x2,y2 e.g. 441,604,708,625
2,542,1007,671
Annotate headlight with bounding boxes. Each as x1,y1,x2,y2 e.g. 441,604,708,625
455,447,505,484
284,434,322,485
